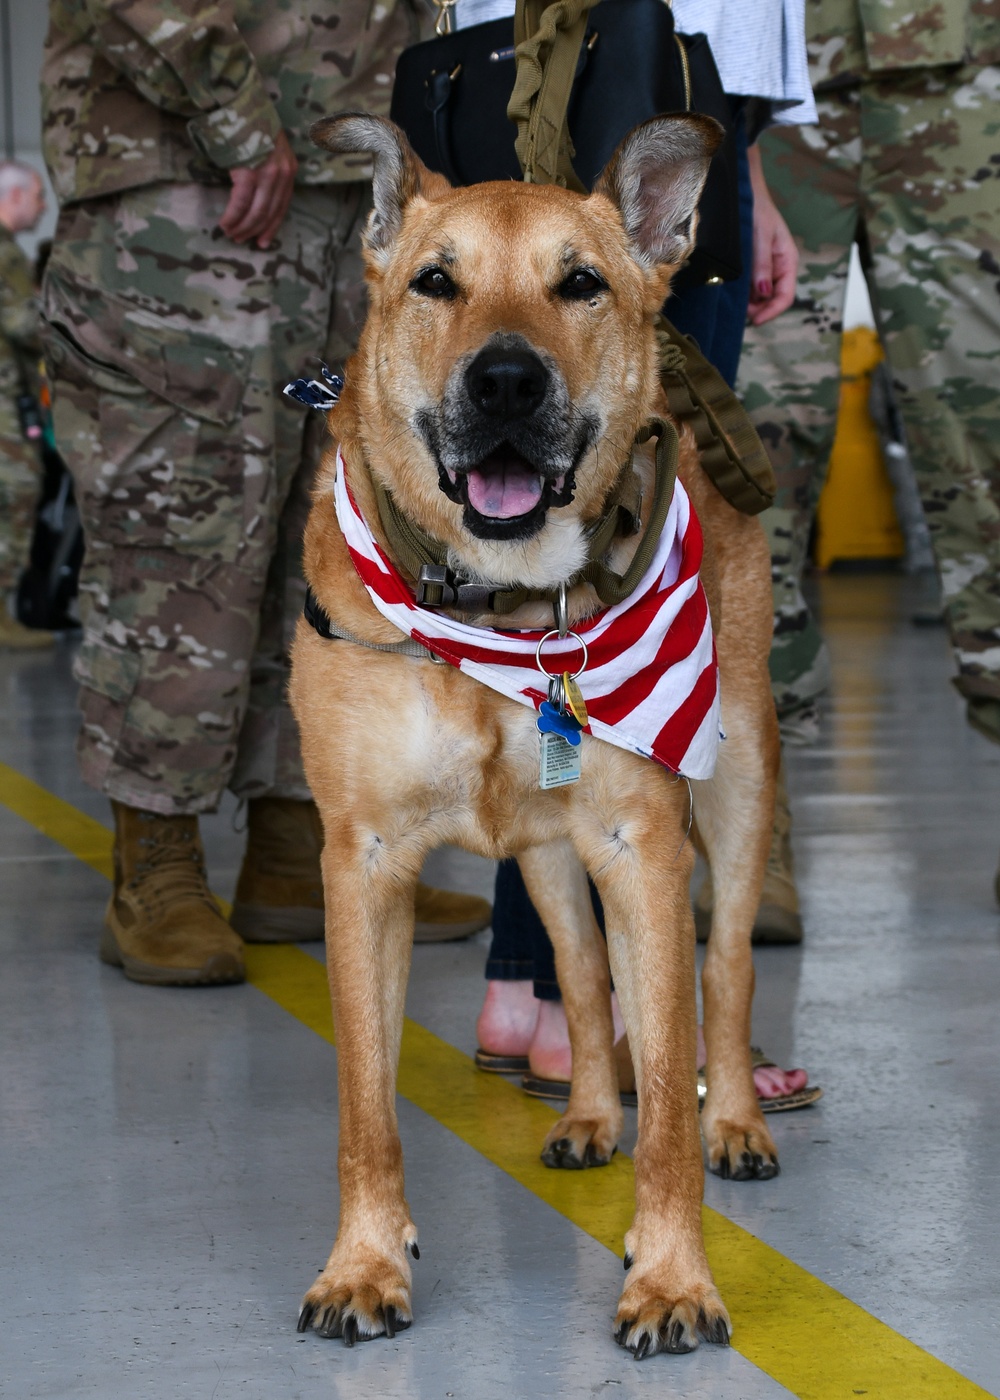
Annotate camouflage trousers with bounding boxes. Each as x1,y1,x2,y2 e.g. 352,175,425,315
0,395,42,591
42,180,370,813
738,66,1000,740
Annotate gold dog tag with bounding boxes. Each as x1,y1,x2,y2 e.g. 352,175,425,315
539,731,581,789
563,672,588,727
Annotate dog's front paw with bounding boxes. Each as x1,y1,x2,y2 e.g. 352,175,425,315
297,1234,418,1344
703,1112,779,1181
541,1112,620,1170
613,1271,730,1359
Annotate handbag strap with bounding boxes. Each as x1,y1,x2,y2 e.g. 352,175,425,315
508,0,597,189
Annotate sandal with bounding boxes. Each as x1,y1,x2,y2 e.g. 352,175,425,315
521,1074,638,1108
521,1034,638,1107
520,1043,823,1114
474,1048,530,1074
698,1047,823,1113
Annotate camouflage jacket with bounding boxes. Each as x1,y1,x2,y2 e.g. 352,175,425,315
42,0,422,205
0,227,41,396
806,0,1000,88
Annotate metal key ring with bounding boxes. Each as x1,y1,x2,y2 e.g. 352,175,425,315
535,628,589,681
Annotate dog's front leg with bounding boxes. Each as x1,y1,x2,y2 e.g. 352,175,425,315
692,713,780,1182
592,798,730,1358
518,841,623,1169
298,841,419,1345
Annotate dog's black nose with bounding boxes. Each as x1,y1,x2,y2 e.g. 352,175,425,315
465,348,549,420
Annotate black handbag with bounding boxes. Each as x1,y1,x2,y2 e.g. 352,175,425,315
389,0,741,288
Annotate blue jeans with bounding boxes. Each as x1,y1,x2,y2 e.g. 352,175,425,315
484,107,754,1000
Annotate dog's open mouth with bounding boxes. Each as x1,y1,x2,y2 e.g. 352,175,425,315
439,447,574,540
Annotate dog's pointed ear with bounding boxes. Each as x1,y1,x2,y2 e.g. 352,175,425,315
310,114,449,260
593,114,724,273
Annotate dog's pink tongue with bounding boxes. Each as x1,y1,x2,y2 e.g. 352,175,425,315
466,458,543,518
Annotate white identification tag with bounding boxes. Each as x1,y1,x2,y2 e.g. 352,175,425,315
539,731,582,789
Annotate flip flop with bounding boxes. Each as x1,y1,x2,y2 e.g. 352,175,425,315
521,1074,638,1109
520,1044,822,1114
697,1048,823,1114
521,1034,638,1107
475,1048,530,1074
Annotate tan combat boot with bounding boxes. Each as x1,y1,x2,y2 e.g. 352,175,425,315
694,759,803,946
230,797,325,942
0,598,54,650
230,796,493,943
102,801,245,985
414,881,492,943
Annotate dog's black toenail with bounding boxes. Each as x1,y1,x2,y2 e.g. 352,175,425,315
409,1242,420,1260
384,1305,397,1338
342,1314,358,1347
623,1250,633,1271
664,1319,693,1353
297,1303,316,1333
633,1332,651,1361
708,1316,731,1346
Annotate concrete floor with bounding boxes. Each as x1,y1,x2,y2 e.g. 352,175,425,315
1,571,999,1399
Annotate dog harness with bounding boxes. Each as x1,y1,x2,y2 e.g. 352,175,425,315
323,448,722,780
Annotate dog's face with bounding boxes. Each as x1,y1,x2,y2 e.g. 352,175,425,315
313,114,720,588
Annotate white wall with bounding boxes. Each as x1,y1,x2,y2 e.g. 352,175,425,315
844,242,876,331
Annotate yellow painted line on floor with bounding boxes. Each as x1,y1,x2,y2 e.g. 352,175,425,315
1,760,993,1400
1,762,115,880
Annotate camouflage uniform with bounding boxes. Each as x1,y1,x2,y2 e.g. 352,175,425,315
0,227,43,591
737,0,1000,738
40,0,412,813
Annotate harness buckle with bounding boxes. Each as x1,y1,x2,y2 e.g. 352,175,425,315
416,564,456,607
453,582,496,610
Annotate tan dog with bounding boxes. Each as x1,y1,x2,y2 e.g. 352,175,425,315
289,111,780,1358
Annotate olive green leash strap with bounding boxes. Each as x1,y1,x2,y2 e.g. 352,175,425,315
656,314,776,515
575,417,677,606
508,0,596,190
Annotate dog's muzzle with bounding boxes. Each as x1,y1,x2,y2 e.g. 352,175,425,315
421,337,591,542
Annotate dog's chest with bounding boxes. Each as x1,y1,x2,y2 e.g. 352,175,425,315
354,659,585,857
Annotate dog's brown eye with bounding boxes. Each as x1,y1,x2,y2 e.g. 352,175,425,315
411,266,457,299
558,267,607,300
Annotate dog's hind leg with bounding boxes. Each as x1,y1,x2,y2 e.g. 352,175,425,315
692,696,781,1182
518,840,623,1168
585,776,730,1357
297,836,421,1345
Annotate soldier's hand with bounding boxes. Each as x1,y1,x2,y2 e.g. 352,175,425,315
746,144,798,326
220,131,298,250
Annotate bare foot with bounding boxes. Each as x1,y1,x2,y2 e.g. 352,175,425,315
753,1062,809,1098
478,984,810,1099
475,979,540,1056
695,1027,809,1100
527,993,626,1082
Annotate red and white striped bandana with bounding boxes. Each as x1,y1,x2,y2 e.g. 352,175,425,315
333,452,722,780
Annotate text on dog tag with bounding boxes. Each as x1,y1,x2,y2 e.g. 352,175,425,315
539,731,581,789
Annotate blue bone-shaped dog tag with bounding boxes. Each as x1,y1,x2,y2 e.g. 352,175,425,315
536,701,583,746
